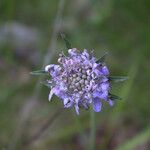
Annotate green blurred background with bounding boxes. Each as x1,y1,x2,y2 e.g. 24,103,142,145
0,0,150,150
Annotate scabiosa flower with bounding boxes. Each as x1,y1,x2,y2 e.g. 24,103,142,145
44,48,113,115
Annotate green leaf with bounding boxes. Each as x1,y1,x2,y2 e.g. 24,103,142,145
60,33,71,49
109,93,122,100
109,76,129,82
30,69,48,75
96,52,108,63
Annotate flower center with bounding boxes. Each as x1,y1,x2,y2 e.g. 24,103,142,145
67,68,92,94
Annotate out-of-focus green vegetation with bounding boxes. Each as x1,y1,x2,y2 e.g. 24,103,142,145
0,0,150,149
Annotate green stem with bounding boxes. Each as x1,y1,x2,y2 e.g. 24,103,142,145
90,107,96,150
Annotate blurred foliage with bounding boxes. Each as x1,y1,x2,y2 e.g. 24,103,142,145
0,0,150,150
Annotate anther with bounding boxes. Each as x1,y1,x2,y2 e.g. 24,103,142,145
82,74,87,79
79,68,82,72
58,58,62,63
87,76,91,81
76,77,81,81
75,82,80,87
82,70,86,74
85,80,89,85
77,86,82,91
73,74,77,78
79,91,83,95
79,79,84,84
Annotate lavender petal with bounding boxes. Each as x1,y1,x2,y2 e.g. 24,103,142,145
93,98,102,112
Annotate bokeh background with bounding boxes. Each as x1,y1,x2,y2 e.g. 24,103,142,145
0,0,150,150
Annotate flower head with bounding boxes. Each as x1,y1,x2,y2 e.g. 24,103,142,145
44,48,113,115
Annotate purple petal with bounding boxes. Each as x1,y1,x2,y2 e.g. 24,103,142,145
101,82,109,91
68,48,78,56
94,69,102,76
93,91,101,98
65,59,74,66
64,98,73,108
65,101,73,108
109,99,114,106
93,64,101,76
48,89,54,101
93,98,102,112
101,66,109,75
75,104,80,115
45,65,51,72
100,91,108,100
93,63,99,69
49,86,61,101
93,90,108,100
63,98,69,105
83,59,91,66
45,64,61,77
82,49,89,58
51,86,66,100
101,76,109,82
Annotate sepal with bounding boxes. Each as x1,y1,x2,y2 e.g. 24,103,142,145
40,81,53,88
109,93,122,100
30,69,48,75
60,33,71,49
109,76,128,82
96,52,108,63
